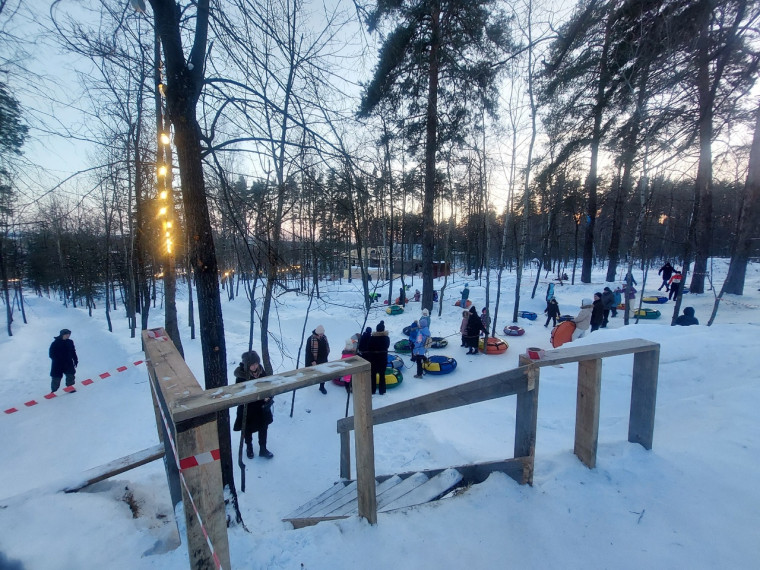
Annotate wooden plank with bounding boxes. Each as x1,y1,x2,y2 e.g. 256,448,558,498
338,365,533,434
332,475,405,516
284,481,350,520
306,481,359,518
525,338,659,368
339,431,351,480
380,468,463,512
171,357,370,422
514,366,539,485
375,473,428,512
63,444,165,493
574,359,602,468
629,348,659,450
352,367,377,524
286,515,348,529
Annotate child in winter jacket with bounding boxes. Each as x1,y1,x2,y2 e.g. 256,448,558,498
544,298,560,328
572,299,593,340
459,310,469,346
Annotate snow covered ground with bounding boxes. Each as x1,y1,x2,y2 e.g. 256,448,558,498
1,259,759,569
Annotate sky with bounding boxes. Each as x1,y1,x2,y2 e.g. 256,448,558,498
1,259,759,569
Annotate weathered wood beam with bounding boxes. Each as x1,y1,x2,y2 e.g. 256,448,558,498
524,338,659,368
337,364,534,433
62,444,165,493
171,357,370,423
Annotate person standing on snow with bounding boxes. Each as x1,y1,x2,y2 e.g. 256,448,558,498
571,299,593,340
459,310,469,346
306,325,330,394
668,270,682,301
233,351,274,459
412,321,431,378
658,261,674,292
590,292,604,332
369,321,390,394
460,283,470,308
49,328,78,393
601,287,616,326
544,298,560,328
465,306,487,354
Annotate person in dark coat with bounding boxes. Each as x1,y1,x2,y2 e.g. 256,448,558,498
233,351,274,459
369,321,390,394
590,292,604,332
675,306,699,326
465,306,487,354
49,328,78,393
544,298,560,328
658,262,674,291
306,325,330,394
601,287,615,327
460,283,470,308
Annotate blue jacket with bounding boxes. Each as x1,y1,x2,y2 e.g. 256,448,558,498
413,326,430,356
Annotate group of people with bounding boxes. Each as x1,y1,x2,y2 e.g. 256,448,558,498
459,305,489,355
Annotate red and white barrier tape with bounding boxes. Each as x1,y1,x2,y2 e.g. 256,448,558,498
3,360,145,416
148,374,223,569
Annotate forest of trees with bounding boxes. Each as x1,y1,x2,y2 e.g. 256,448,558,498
1,0,759,526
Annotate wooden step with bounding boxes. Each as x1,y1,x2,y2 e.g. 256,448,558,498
283,468,463,529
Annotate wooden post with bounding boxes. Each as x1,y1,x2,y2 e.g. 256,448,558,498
574,359,602,468
629,347,659,450
175,415,229,570
514,365,539,485
352,364,377,524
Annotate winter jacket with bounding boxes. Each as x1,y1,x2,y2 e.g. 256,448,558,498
413,326,431,357
459,316,468,335
601,289,615,310
465,309,487,348
591,300,604,327
49,336,78,377
614,290,622,305
232,364,273,436
544,300,560,318
368,331,390,379
675,307,699,326
573,305,593,331
306,332,329,367
461,287,469,303
668,274,682,287
658,263,674,281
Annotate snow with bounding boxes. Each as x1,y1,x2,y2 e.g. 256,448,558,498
1,259,759,569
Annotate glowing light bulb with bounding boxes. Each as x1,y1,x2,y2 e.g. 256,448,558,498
160,132,170,145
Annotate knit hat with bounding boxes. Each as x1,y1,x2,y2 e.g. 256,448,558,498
242,350,260,366
594,292,602,299
422,309,429,317
582,298,592,306
603,286,611,292
60,328,72,336
315,325,325,335
376,320,385,332
469,306,477,314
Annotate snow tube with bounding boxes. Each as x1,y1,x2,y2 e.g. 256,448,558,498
430,337,448,349
642,296,668,304
478,336,509,354
423,355,457,375
384,367,403,389
402,323,419,337
558,314,574,322
635,308,661,319
386,304,404,315
454,299,472,308
394,339,413,353
550,321,576,348
387,354,404,370
503,325,525,336
518,311,538,321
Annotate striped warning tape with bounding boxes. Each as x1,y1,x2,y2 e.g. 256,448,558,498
148,372,223,569
3,360,145,416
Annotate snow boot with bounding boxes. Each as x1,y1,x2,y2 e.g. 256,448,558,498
319,383,327,394
259,447,274,459
246,442,254,459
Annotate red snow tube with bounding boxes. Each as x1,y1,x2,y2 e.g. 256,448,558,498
550,321,576,348
478,336,508,354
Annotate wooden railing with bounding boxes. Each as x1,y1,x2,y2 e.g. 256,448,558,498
518,338,660,468
337,364,541,487
143,328,374,570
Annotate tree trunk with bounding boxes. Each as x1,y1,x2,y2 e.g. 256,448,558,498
150,0,236,521
421,5,440,312
723,103,760,294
